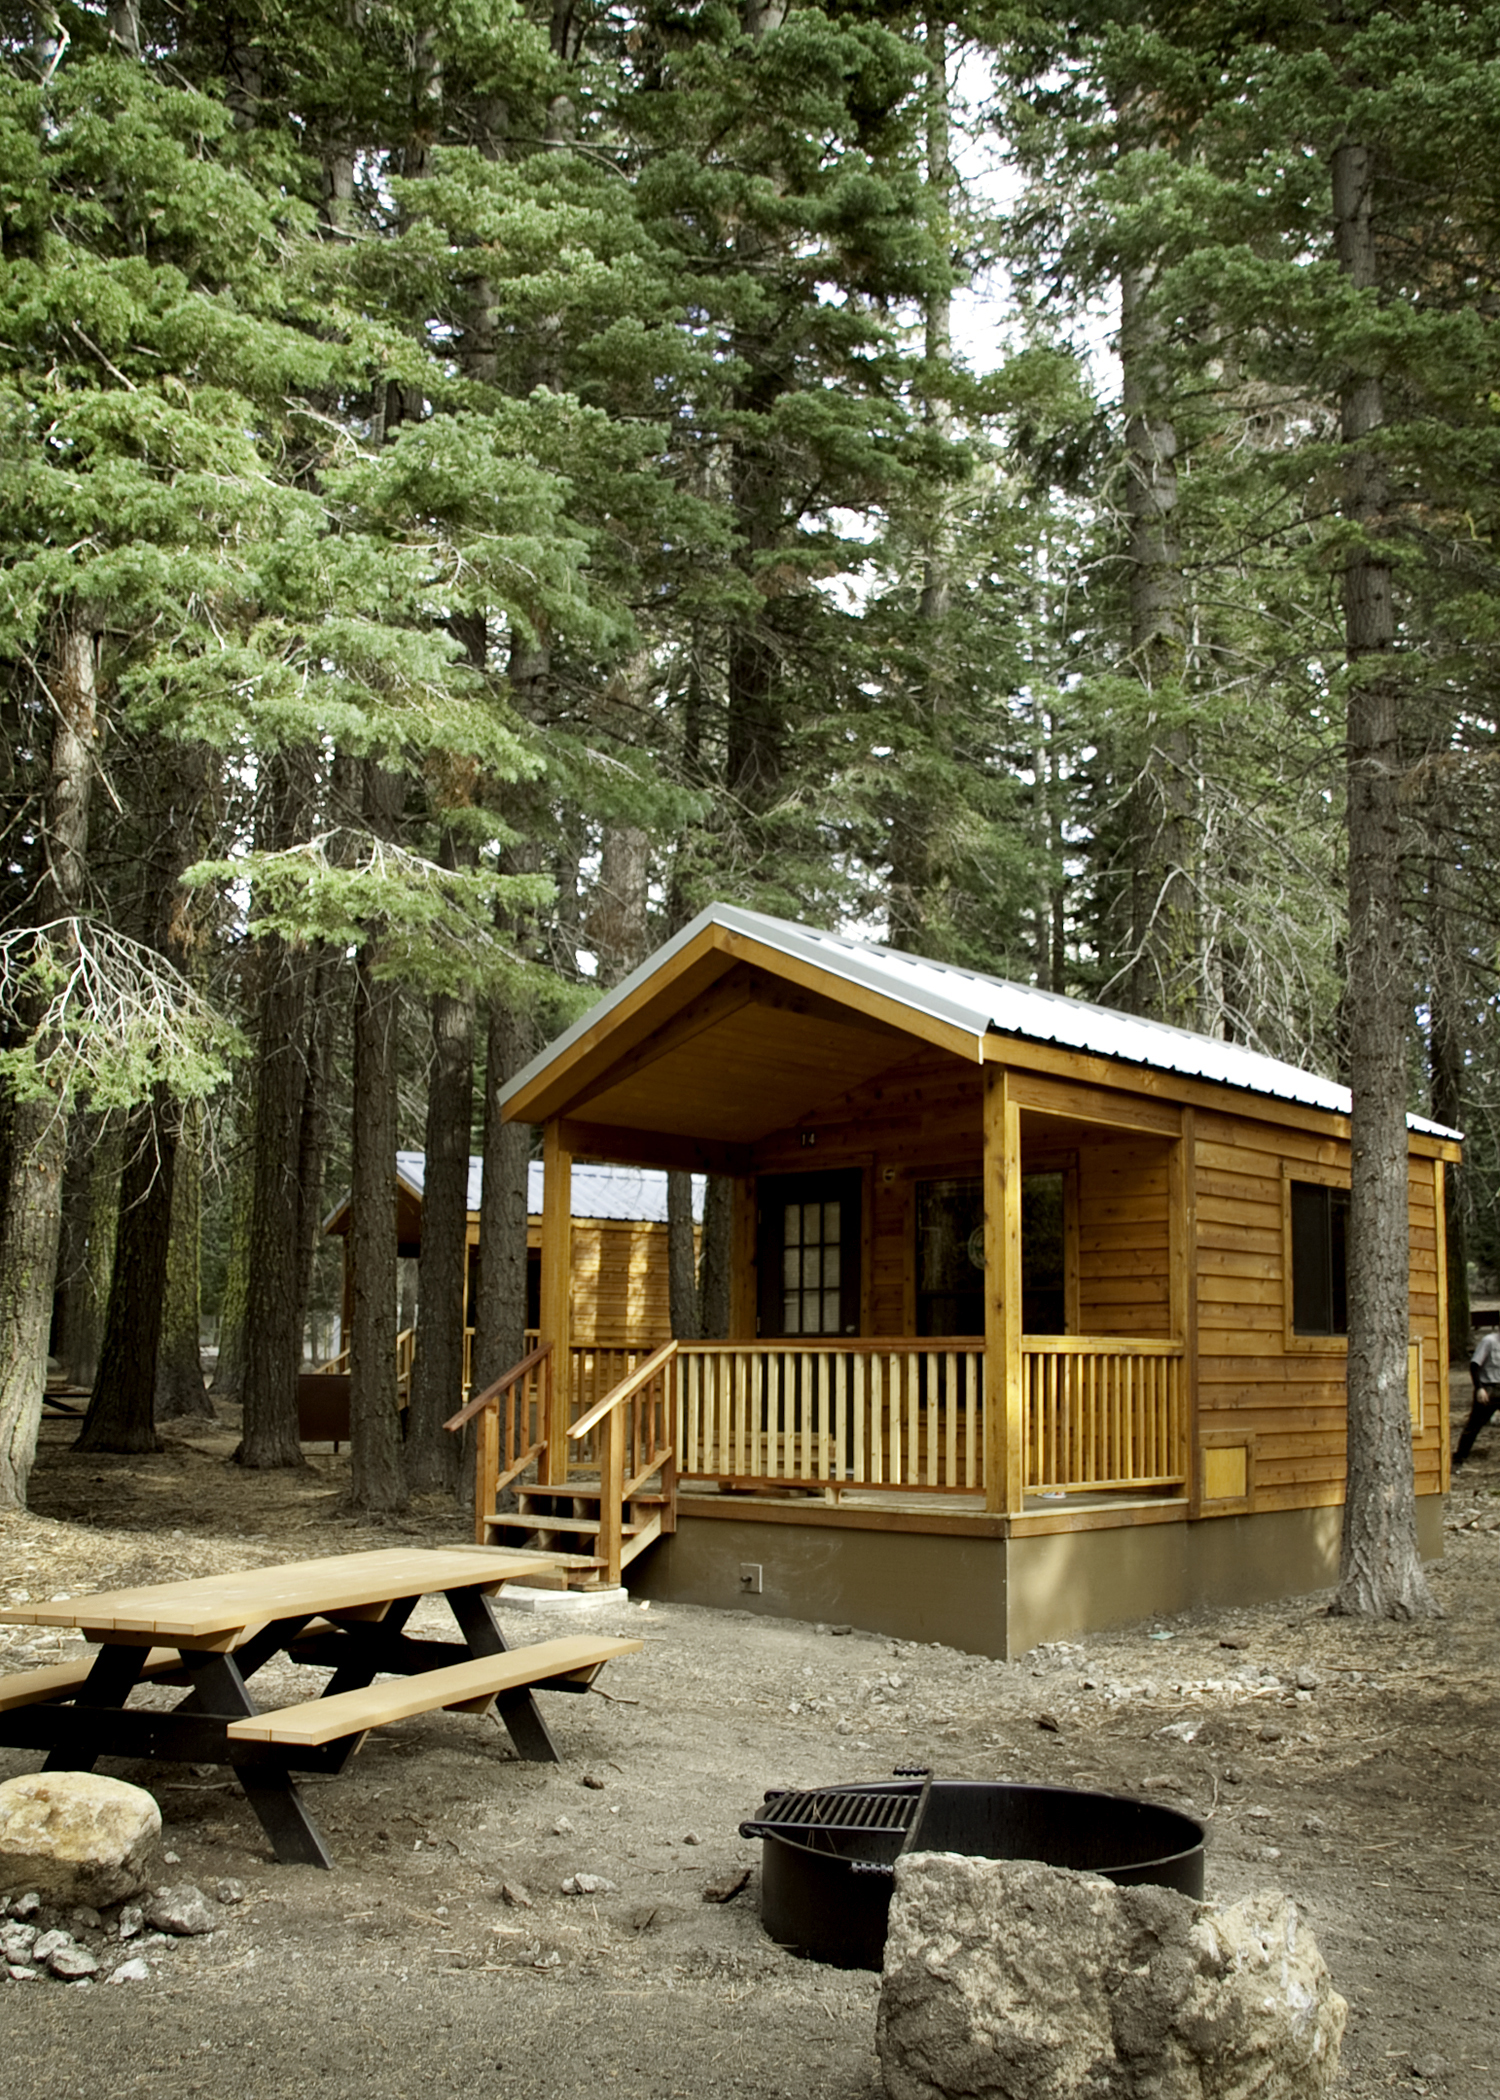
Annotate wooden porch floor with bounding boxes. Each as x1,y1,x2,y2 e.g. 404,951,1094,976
675,1479,1190,1538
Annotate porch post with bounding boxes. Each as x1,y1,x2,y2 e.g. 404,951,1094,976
539,1118,572,1484
1170,1107,1199,1506
982,1065,1024,1515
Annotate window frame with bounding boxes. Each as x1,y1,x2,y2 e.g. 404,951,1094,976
1281,1161,1350,1354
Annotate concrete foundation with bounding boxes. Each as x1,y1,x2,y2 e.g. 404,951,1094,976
628,1496,1446,1659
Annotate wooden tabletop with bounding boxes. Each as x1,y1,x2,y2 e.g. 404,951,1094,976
0,1547,560,1647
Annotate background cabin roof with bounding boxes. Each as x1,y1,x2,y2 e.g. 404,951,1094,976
499,902,1461,1141
324,1158,703,1236
394,1154,702,1222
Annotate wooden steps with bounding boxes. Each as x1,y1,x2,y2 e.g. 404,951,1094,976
224,1635,642,1749
483,1483,667,1579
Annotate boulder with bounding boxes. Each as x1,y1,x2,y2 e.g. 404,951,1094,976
0,1774,162,1909
878,1853,1346,2100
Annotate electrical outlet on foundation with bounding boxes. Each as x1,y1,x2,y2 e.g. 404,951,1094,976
738,1563,763,1595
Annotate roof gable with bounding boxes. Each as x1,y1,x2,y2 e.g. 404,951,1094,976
498,903,1459,1141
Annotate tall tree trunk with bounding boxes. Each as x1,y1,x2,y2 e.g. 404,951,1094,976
1329,139,1434,1620
667,1172,701,1339
52,1111,117,1388
77,738,209,1453
1120,246,1197,1028
209,1140,252,1401
349,760,407,1512
76,1098,174,1453
406,974,475,1494
294,947,335,1359
889,8,954,956
472,992,535,1396
155,1101,211,1420
1427,792,1469,1365
724,0,792,860
238,752,317,1468
698,1176,732,1339
0,623,97,1507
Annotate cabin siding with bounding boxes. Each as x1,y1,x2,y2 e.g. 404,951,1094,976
1076,1142,1171,1336
1190,1109,1447,1516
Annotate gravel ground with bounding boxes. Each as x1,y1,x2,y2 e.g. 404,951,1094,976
0,1397,1497,2098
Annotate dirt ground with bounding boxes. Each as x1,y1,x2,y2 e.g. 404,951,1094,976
1,1395,1498,2100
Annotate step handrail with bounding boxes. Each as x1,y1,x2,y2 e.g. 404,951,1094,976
444,1340,553,1433
568,1339,678,1441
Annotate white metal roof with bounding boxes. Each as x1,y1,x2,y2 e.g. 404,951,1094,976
391,1152,702,1223
499,902,1460,1140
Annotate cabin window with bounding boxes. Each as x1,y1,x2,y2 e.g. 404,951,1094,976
1289,1180,1349,1336
914,1173,1069,1337
757,1171,862,1337
916,1179,986,1337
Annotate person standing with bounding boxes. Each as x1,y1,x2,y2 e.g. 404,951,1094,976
1453,1319,1500,1468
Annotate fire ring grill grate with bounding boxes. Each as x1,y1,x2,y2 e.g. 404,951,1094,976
740,1768,932,1862
740,1771,1206,1969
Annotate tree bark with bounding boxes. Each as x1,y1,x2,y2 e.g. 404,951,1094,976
724,0,793,850
155,1100,211,1419
349,759,408,1512
0,622,97,1507
1329,138,1435,1620
667,1171,701,1339
77,737,209,1453
209,1140,252,1401
406,978,475,1494
699,1177,733,1339
1120,244,1197,1029
472,995,535,1397
52,1110,118,1389
238,753,317,1468
888,8,954,957
76,1098,174,1453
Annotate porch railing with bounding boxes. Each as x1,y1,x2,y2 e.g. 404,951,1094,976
445,1341,553,1544
677,1340,985,1494
1022,1336,1187,1493
674,1336,1187,1500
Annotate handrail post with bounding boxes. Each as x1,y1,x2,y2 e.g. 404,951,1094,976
475,1399,498,1545
597,1399,625,1586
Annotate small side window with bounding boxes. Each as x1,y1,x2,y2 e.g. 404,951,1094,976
1290,1180,1348,1336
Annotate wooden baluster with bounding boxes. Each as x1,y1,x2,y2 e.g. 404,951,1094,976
852,1350,866,1485
967,1350,979,1490
940,1351,951,1487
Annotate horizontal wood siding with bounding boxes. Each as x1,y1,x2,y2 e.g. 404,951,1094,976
1077,1142,1171,1336
1191,1110,1446,1514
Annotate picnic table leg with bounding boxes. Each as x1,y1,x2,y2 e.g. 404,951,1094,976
444,1587,560,1763
183,1650,336,1871
171,1616,314,1714
320,1595,421,1697
42,1645,146,1774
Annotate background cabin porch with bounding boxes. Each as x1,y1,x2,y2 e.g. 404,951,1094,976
459,905,1456,1655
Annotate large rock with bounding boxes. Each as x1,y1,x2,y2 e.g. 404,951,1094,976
878,1853,1346,2100
0,1773,162,1908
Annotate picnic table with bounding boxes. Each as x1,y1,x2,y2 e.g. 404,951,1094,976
0,1548,641,1868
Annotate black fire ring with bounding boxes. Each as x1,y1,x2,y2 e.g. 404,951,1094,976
740,1772,1206,1970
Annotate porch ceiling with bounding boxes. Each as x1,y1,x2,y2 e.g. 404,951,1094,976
563,984,923,1149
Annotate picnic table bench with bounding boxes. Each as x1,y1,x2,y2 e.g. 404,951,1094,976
0,1548,642,1868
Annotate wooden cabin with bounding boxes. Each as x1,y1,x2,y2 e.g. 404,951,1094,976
468,904,1458,1656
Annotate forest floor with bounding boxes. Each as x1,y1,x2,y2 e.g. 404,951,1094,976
0,1391,1497,2099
